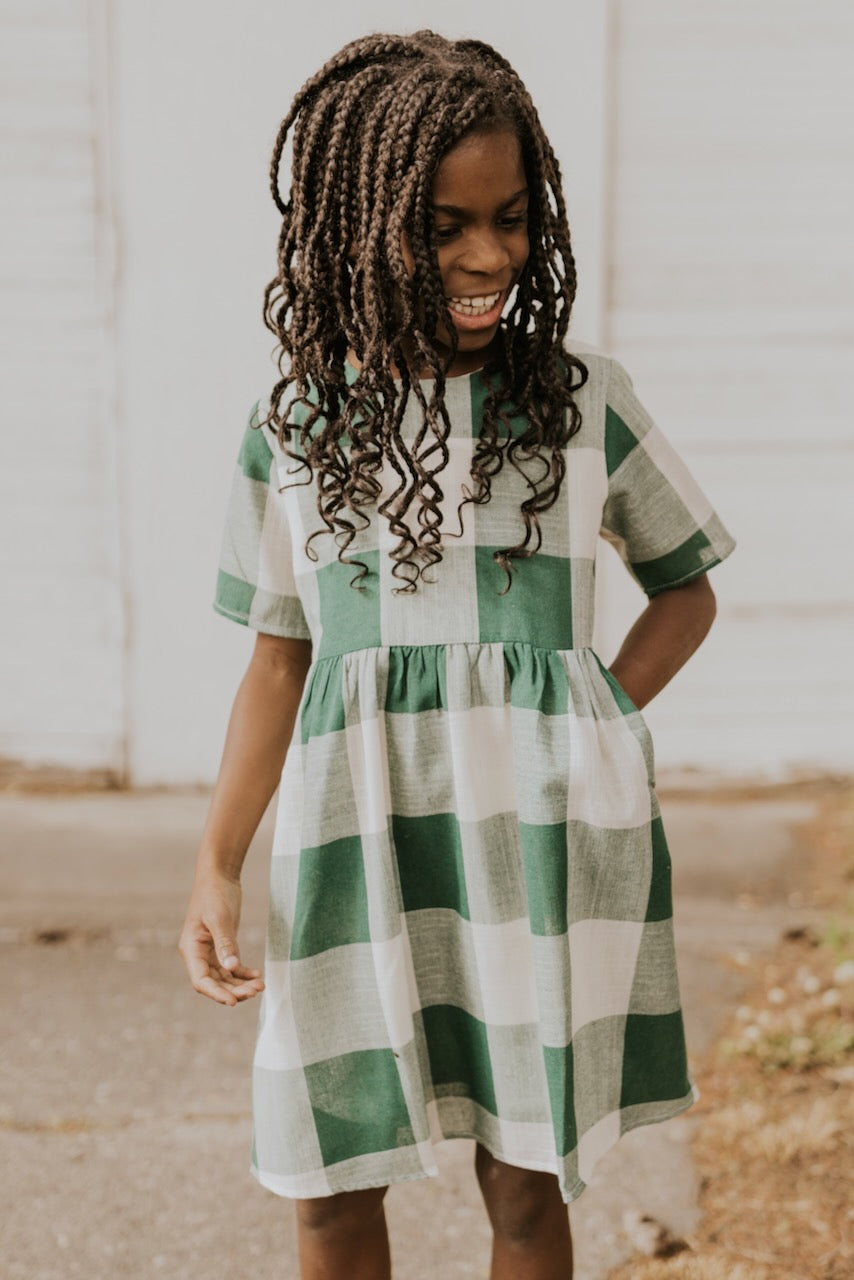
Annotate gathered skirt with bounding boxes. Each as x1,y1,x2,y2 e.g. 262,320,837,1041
250,641,697,1202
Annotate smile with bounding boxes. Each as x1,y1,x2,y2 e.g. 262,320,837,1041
446,291,502,318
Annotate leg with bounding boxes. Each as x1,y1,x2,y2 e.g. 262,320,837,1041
296,1185,391,1280
475,1145,573,1280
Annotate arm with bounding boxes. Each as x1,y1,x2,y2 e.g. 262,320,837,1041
178,632,312,1005
607,573,717,711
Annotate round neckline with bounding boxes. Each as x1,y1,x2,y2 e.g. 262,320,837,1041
344,354,486,387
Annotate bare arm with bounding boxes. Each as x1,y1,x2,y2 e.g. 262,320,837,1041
178,632,312,1005
608,573,718,711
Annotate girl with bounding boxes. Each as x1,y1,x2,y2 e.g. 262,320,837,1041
179,30,735,1280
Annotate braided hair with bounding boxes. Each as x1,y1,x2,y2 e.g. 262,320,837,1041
262,30,588,591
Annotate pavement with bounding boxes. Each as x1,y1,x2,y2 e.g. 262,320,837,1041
0,786,827,1279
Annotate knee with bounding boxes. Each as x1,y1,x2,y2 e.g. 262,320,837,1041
296,1185,388,1240
475,1147,562,1245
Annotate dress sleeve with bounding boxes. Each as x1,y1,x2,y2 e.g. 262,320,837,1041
212,399,311,639
600,358,736,596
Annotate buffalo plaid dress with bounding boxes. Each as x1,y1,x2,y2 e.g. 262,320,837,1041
212,348,735,1203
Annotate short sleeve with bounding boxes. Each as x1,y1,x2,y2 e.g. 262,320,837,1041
600,359,736,596
212,399,311,639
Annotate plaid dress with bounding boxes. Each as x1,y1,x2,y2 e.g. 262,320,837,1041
213,349,735,1203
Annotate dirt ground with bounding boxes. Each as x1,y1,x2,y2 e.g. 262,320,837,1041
606,785,854,1280
2,781,849,1279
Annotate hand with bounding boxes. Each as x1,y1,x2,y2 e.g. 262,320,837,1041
178,871,265,1007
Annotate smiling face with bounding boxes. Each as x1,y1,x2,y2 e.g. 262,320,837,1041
411,127,530,377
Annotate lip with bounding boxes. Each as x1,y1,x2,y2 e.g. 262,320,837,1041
445,289,507,332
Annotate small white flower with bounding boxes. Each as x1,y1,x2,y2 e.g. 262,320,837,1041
742,1025,761,1043
767,987,786,1004
735,1005,754,1022
790,1036,813,1055
820,988,841,1009
801,974,821,995
833,959,854,985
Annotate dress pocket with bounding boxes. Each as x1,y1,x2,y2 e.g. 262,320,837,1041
599,664,643,717
592,656,657,790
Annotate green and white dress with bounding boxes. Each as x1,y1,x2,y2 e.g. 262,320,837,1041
213,348,735,1203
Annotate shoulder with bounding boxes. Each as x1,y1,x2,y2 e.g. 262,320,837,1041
236,397,277,482
563,343,650,441
237,384,305,483
563,340,632,396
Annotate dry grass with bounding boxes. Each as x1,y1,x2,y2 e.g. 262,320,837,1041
607,785,854,1280
609,1259,777,1280
707,1092,852,1164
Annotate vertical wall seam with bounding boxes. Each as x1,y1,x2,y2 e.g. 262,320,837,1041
87,0,132,787
600,0,619,355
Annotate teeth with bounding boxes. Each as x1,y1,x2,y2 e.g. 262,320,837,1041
447,291,501,317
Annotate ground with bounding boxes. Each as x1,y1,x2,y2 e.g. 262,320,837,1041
606,785,854,1280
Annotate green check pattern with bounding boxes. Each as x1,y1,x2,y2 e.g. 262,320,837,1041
214,350,735,1202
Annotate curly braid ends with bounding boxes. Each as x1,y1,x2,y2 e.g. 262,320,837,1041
261,29,588,591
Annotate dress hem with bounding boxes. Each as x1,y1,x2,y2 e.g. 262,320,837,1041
249,1085,700,1204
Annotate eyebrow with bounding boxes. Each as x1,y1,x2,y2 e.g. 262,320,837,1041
431,187,529,217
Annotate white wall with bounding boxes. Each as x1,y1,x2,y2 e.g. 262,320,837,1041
598,0,854,777
0,0,126,776
3,0,852,784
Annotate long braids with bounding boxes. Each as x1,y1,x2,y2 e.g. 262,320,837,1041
262,30,588,591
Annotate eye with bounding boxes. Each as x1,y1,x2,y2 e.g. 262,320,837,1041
498,213,528,229
434,225,460,242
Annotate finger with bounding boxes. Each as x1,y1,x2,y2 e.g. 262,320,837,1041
213,964,265,990
209,918,242,972
202,973,264,1002
193,974,240,1006
215,961,263,981
224,978,265,999
183,941,243,998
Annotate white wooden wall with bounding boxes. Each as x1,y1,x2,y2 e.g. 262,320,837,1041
598,0,854,777
0,0,125,777
1,0,851,784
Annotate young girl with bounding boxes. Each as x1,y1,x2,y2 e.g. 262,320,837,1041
179,30,735,1280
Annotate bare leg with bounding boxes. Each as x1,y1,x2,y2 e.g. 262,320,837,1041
475,1145,573,1280
296,1185,391,1280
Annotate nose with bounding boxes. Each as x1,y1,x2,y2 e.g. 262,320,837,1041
461,228,511,276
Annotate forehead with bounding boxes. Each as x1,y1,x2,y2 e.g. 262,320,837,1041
431,129,526,205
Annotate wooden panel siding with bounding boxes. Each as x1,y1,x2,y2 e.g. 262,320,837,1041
0,0,125,777
598,0,854,776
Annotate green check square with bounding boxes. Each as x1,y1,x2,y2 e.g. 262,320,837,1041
619,1011,691,1109
299,661,347,744
645,816,674,922
422,1004,497,1115
519,821,568,936
306,1049,415,1165
238,409,275,479
605,405,638,476
635,529,715,595
385,645,448,712
214,569,254,623
475,547,573,648
392,812,469,918
505,644,569,715
543,1044,578,1156
290,835,370,959
315,551,381,658
469,370,528,440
